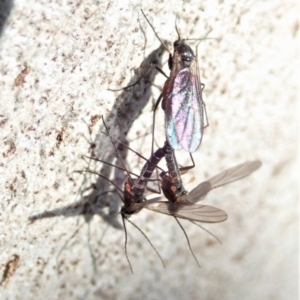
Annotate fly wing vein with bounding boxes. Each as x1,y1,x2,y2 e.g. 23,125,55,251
166,67,203,152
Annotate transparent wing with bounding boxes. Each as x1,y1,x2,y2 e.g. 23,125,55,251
207,160,262,188
187,161,262,204
187,181,212,204
145,201,228,223
165,65,203,152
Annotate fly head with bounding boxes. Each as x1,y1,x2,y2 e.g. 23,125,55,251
174,40,195,68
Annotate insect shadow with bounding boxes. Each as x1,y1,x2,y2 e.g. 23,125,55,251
28,43,166,274
92,41,166,216
0,1,14,37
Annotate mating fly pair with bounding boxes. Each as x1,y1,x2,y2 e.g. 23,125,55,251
92,119,228,271
90,118,261,272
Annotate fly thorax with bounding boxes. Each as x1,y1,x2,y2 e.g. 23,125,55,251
123,182,134,208
172,181,187,197
132,187,144,203
174,40,194,68
180,54,193,68
162,186,178,203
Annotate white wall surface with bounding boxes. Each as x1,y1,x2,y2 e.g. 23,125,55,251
0,0,298,299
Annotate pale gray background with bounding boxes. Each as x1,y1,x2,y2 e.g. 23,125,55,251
0,0,298,299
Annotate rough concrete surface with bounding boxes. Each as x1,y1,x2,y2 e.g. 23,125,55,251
0,0,298,299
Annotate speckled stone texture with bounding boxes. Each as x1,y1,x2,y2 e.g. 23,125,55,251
0,1,298,299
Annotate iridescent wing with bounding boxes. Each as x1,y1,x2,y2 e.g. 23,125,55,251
165,62,204,153
188,160,262,204
145,199,228,223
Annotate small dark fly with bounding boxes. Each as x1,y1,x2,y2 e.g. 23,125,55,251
141,10,209,153
141,157,262,265
143,141,230,224
162,35,205,153
147,158,262,218
142,159,261,265
94,118,169,273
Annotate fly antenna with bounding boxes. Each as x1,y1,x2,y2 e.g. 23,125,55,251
187,29,217,58
141,9,171,54
174,15,181,40
185,28,214,43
